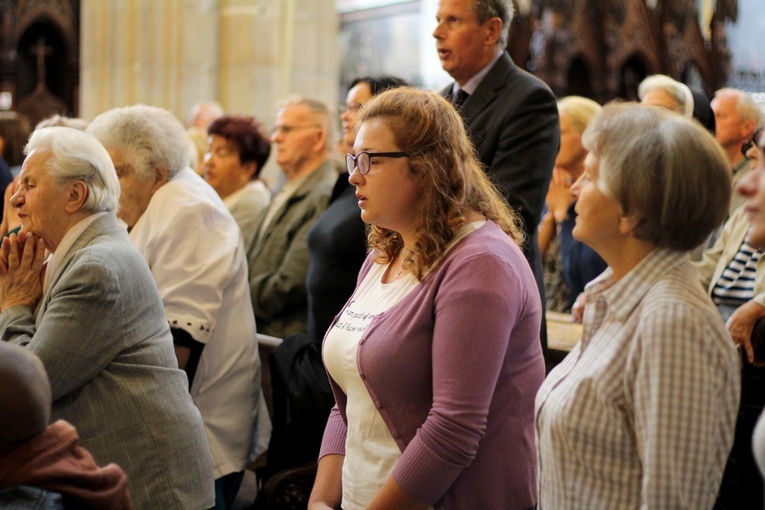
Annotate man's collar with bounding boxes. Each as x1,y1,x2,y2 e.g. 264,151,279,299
282,154,329,183
732,156,751,177
453,48,503,96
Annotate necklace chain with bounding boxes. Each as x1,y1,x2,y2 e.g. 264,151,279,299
392,250,408,281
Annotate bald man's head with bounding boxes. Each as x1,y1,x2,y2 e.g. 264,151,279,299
0,344,51,455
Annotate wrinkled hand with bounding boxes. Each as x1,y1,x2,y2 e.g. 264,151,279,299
0,232,46,311
546,167,576,223
727,300,765,364
571,292,586,324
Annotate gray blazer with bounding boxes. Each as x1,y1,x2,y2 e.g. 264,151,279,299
247,161,337,337
228,181,271,250
0,214,215,510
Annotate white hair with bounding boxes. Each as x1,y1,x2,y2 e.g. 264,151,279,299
715,87,765,129
25,127,120,213
86,104,190,180
638,74,694,118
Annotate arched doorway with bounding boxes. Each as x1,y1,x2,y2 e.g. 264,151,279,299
566,56,593,99
619,55,649,101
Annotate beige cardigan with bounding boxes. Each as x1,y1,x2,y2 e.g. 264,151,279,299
694,206,765,308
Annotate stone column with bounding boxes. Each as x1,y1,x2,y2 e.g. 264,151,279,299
80,0,339,130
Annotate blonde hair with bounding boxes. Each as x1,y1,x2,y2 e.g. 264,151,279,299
557,96,601,134
358,87,522,280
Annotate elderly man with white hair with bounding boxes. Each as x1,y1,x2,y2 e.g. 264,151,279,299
638,74,695,117
87,105,267,510
0,126,215,509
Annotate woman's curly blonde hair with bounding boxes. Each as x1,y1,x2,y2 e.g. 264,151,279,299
358,87,523,280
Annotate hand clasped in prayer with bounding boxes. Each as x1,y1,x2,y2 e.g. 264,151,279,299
0,232,46,311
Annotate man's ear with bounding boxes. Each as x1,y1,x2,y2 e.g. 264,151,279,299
312,128,328,154
742,118,757,140
151,166,169,193
64,180,88,214
484,17,502,46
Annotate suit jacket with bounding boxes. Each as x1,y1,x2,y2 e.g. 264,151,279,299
247,160,337,337
0,213,215,510
441,52,559,294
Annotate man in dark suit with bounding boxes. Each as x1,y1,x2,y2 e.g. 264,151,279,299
434,0,559,355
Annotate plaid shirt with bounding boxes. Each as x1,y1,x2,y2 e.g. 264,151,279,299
535,248,740,509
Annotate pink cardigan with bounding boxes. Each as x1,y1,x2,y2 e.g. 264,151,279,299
320,221,545,509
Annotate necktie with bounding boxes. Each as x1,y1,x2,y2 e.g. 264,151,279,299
452,89,470,109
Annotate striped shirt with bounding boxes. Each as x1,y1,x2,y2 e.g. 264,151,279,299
535,248,740,509
711,238,764,306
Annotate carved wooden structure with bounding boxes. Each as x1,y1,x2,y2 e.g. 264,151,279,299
507,0,737,103
0,0,79,126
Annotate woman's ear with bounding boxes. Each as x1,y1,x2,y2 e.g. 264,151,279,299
618,212,639,236
152,166,169,193
242,161,258,180
64,181,88,213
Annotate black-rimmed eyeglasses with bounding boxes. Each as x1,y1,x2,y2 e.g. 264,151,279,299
346,151,410,175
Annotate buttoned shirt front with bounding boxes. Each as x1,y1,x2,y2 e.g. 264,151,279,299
535,248,740,509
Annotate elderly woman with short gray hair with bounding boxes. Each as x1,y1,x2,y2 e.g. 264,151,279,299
0,126,215,509
535,103,740,508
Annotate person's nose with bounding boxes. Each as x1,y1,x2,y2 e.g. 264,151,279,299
737,167,760,199
348,164,363,185
570,174,586,199
432,21,444,40
10,189,23,208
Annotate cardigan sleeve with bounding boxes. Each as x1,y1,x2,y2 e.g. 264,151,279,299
391,248,538,503
318,405,347,459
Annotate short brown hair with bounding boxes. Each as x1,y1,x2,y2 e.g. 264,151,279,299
582,102,730,251
208,115,271,176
